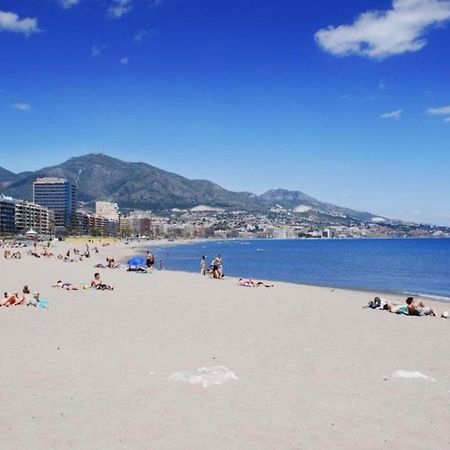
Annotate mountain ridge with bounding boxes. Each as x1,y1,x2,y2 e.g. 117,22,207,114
0,153,381,222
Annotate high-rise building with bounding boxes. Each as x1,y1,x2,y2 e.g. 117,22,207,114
33,177,77,234
95,201,119,221
0,195,17,234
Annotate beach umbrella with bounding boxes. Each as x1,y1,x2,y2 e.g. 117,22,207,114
127,256,146,266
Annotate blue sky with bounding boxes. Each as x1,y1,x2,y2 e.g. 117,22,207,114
1,0,450,224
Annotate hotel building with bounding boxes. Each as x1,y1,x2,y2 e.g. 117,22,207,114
33,177,77,234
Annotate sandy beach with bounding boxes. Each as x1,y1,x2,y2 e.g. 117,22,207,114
1,240,449,450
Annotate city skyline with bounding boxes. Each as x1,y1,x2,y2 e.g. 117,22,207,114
1,0,450,225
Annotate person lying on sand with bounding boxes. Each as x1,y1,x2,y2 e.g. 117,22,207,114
2,292,21,307
368,297,389,309
368,296,445,317
386,303,409,314
90,273,114,290
127,265,147,273
52,281,79,290
1,286,31,307
238,278,274,288
406,297,437,317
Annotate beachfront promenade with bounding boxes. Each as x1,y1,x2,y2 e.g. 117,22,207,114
1,240,449,449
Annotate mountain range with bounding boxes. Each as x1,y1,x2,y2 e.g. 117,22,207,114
0,153,379,223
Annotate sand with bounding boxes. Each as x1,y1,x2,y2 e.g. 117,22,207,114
1,240,449,449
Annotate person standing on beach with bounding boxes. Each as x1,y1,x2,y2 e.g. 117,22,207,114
211,254,223,279
200,256,207,276
215,254,223,278
146,251,155,270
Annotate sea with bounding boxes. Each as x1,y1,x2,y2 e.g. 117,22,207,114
150,238,450,301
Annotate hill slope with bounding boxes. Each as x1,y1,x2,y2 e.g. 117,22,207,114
260,189,374,221
0,154,264,211
0,154,382,222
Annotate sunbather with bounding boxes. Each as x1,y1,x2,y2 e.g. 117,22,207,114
127,265,147,272
52,281,79,290
26,291,40,307
2,292,22,307
239,278,274,288
406,297,437,316
90,273,114,290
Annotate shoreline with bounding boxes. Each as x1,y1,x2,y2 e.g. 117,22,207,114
121,238,450,304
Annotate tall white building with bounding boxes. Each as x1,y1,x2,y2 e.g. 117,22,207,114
95,201,119,221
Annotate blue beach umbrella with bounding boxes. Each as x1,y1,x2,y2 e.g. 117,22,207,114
127,256,146,266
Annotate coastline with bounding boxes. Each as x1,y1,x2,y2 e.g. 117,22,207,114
130,237,450,304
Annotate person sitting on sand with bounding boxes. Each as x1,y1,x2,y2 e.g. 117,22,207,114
106,257,120,269
90,273,114,290
52,281,78,290
406,297,437,317
26,291,40,307
21,285,31,305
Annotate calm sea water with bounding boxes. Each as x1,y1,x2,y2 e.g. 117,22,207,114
151,239,450,300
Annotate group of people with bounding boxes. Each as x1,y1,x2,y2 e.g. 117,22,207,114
368,296,448,318
3,250,21,259
95,257,120,269
23,242,100,263
201,254,224,279
52,273,114,291
1,285,44,307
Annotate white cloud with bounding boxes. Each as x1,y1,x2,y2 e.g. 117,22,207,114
59,0,80,9
91,45,103,57
315,0,450,59
108,0,133,19
120,56,129,64
426,105,450,115
134,29,148,43
0,10,41,36
380,110,402,119
11,103,31,112
149,0,163,7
